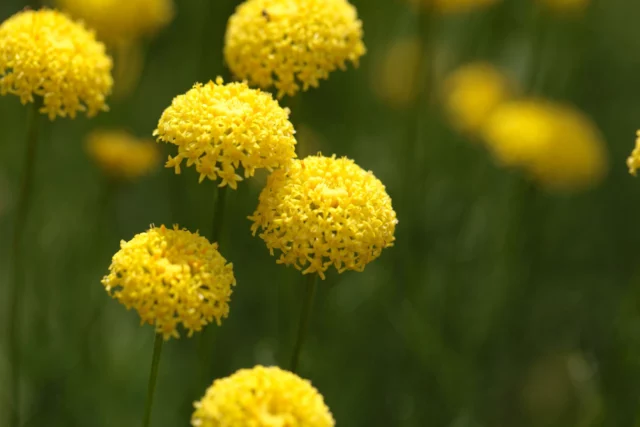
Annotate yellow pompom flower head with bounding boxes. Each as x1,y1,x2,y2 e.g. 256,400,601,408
154,77,297,189
0,9,113,119
86,130,160,181
482,100,608,192
192,365,335,427
626,131,640,176
224,0,366,98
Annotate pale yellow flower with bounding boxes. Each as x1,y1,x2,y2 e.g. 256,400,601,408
626,131,640,176
102,225,236,339
224,0,366,98
192,365,334,427
154,77,297,189
483,100,608,191
249,155,397,279
443,62,513,135
86,130,160,180
373,37,422,109
0,9,113,119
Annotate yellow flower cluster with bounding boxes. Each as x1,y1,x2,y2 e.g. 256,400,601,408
56,0,174,44
249,155,397,279
536,0,590,13
102,225,236,339
0,9,113,120
443,62,513,135
192,365,335,427
409,0,501,13
86,130,160,181
483,100,608,191
154,77,297,189
224,0,366,98
626,131,640,176
373,37,422,109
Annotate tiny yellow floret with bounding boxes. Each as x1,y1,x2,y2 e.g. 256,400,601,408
626,131,640,176
224,0,366,98
483,100,608,192
86,130,160,181
154,77,297,188
249,155,397,279
0,9,113,119
192,365,335,427
443,62,513,135
56,0,174,44
102,225,236,339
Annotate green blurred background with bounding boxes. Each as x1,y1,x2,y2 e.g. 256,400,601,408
2,0,640,425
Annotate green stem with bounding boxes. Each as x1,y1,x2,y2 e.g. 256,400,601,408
142,334,164,427
289,274,318,373
210,185,227,244
8,101,40,427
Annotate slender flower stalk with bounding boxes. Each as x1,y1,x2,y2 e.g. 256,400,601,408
142,334,164,427
290,273,318,372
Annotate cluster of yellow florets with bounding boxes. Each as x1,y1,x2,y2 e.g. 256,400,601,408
483,100,607,191
56,0,174,44
102,225,236,339
443,62,513,135
249,155,397,279
154,77,297,189
0,9,113,119
224,0,366,98
626,131,640,176
409,0,501,13
192,365,335,427
86,130,160,181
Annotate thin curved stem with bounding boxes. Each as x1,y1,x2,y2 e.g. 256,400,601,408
142,334,164,427
7,101,40,427
290,274,318,373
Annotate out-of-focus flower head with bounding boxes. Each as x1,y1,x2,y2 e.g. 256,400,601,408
249,155,397,279
192,365,335,427
535,0,590,13
56,0,174,45
443,62,514,136
482,100,608,192
154,77,297,189
373,37,422,109
0,9,113,120
102,225,236,339
408,0,501,14
86,130,160,181
626,131,640,176
224,0,366,98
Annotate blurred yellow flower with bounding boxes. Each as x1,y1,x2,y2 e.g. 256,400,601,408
86,130,160,181
56,0,174,44
249,155,397,279
535,0,590,13
443,62,513,135
483,100,608,191
192,365,334,427
409,0,501,13
224,0,366,98
0,9,113,120
626,131,640,176
154,77,297,189
373,37,422,109
102,225,236,339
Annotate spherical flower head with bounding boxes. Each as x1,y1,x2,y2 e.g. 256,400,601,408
409,0,501,14
482,100,608,192
192,365,334,427
536,0,590,13
224,0,366,98
373,37,422,109
154,77,297,189
443,62,513,136
0,9,113,120
626,131,640,176
86,130,160,181
56,0,174,44
249,155,397,279
102,225,236,339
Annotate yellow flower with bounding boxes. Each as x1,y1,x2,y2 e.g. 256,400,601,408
626,131,640,176
0,9,113,120
249,155,397,279
154,77,297,189
373,37,422,109
409,0,501,13
86,130,160,181
192,365,334,427
56,0,173,44
483,100,608,191
102,225,236,339
224,0,366,98
443,62,513,135
535,0,590,13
